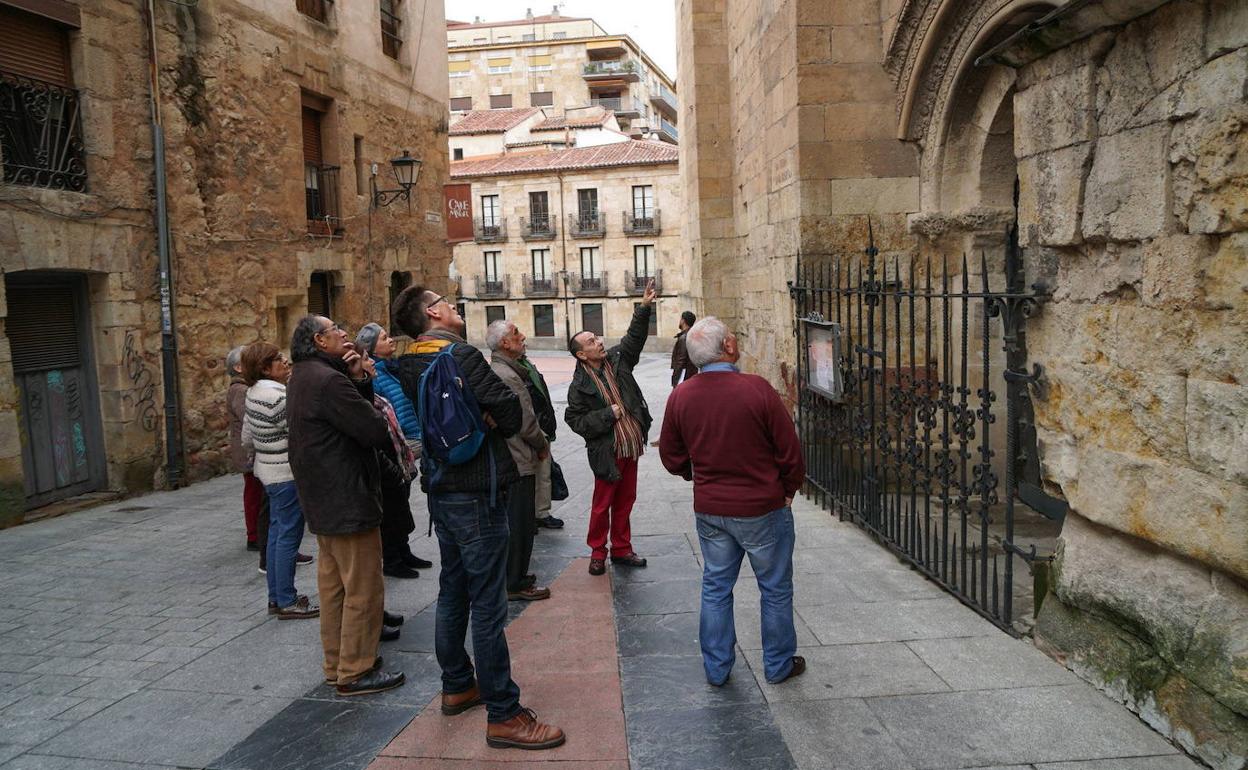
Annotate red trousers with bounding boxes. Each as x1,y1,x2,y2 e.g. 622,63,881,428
588,456,638,560
243,472,264,543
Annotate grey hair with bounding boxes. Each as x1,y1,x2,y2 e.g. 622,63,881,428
355,323,383,357
485,319,515,352
225,345,245,375
686,317,730,368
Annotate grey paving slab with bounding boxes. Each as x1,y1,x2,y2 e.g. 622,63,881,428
0,753,179,769
0,696,83,720
21,660,94,678
74,660,156,680
35,689,288,766
770,699,917,770
906,634,1080,691
1036,757,1201,769
64,678,146,701
866,684,1184,769
621,653,765,713
746,642,950,703
0,716,73,746
7,677,88,698
626,703,797,770
797,597,995,645
0,745,23,766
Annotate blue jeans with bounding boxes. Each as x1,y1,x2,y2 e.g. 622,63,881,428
695,506,797,684
265,481,305,608
429,490,522,723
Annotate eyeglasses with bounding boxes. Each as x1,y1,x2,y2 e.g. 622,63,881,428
427,294,449,310
315,322,342,337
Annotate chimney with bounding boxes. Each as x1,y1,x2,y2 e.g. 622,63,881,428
551,5,560,17
526,7,534,18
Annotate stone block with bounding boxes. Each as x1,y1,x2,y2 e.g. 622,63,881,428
1017,142,1093,246
796,26,830,63
797,62,894,105
1207,0,1248,56
809,176,919,215
1185,378,1248,485
1171,49,1248,122
1082,123,1170,242
1205,232,1248,310
1015,64,1097,157
798,139,918,179
828,25,883,63
1170,102,1248,235
1141,234,1217,308
824,99,899,142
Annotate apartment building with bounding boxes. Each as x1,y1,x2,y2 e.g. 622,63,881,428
0,0,448,523
446,10,678,144
446,108,687,350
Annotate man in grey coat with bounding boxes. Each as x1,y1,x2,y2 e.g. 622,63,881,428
487,320,551,602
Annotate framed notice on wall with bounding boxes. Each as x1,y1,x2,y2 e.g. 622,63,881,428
804,319,843,402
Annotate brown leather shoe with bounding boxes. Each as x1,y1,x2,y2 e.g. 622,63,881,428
777,655,806,683
508,585,551,601
611,553,647,568
588,559,605,576
276,595,319,620
441,684,482,715
269,594,308,615
486,707,566,750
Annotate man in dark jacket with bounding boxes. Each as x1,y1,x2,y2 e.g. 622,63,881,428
565,280,656,576
670,311,699,386
391,286,565,751
286,315,405,697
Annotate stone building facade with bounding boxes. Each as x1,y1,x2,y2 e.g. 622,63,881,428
678,0,1246,765
446,11,678,144
447,108,687,351
0,0,449,523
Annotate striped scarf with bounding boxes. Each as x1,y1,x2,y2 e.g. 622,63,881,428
582,361,644,460
375,394,417,481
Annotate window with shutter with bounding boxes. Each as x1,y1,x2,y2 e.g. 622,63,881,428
0,5,74,87
7,283,80,374
489,94,512,109
308,273,332,318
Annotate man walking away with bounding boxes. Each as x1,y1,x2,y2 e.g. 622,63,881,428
658,317,807,686
286,315,405,697
565,280,656,576
670,311,699,386
486,320,552,602
515,348,563,530
391,286,565,750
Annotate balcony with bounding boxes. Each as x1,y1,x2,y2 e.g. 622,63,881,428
475,274,510,299
590,96,645,118
568,211,605,238
650,84,678,117
0,70,87,192
523,274,559,297
657,118,678,143
305,164,342,235
570,272,609,297
582,58,640,82
474,218,507,243
521,215,557,241
625,269,662,296
622,209,661,236
585,39,627,59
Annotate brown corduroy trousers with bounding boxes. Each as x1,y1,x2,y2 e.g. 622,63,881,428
316,528,384,685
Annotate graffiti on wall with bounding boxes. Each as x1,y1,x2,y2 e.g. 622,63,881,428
122,331,159,432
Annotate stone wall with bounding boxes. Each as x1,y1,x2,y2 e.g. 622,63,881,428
1013,1,1248,764
0,0,450,518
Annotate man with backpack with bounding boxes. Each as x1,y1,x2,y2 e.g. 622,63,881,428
391,286,566,751
565,279,657,576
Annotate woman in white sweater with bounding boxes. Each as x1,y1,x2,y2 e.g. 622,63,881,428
241,342,318,620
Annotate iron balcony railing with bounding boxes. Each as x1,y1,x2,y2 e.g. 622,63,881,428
305,164,341,234
521,215,556,240
582,59,639,78
624,269,661,295
523,274,559,297
623,209,661,236
569,211,605,238
651,84,678,115
590,96,646,116
295,0,331,22
0,70,88,192
474,218,507,243
570,272,608,297
475,274,510,298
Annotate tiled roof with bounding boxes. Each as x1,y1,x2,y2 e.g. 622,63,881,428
450,140,678,178
448,108,541,136
447,15,589,30
532,113,611,131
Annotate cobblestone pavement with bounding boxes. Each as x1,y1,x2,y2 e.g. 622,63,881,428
0,352,1198,770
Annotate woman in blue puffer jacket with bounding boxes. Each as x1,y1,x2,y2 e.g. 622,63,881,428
356,323,433,577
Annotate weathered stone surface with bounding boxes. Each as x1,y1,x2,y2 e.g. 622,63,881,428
1141,234,1217,309
1205,233,1248,310
1015,65,1097,158
1017,143,1093,247
1184,378,1248,485
1207,0,1248,57
1171,103,1248,235
1083,123,1171,242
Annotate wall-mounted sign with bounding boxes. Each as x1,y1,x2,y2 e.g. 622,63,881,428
804,318,843,402
443,183,473,243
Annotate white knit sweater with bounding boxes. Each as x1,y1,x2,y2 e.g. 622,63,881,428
240,379,294,486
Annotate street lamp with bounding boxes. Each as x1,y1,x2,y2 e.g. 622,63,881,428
371,150,422,209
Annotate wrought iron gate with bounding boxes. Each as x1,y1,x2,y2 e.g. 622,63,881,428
789,224,1061,633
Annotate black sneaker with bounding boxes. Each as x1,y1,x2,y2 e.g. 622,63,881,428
383,610,404,627
403,553,433,569
379,625,401,642
383,563,420,579
246,541,261,552
536,516,564,529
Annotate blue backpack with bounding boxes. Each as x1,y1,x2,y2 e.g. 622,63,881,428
416,344,486,465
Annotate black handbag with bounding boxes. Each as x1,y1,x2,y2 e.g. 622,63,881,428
550,459,569,501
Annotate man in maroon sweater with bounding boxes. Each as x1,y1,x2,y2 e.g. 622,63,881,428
659,317,807,686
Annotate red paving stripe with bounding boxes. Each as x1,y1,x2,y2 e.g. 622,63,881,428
372,558,626,767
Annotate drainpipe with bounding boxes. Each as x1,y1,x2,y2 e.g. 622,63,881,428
143,0,184,487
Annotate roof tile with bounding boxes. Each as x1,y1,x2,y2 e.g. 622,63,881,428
450,140,678,178
448,108,542,136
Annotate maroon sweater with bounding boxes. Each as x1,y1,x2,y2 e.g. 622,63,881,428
659,370,805,517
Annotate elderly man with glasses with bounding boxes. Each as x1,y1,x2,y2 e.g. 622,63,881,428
286,315,406,697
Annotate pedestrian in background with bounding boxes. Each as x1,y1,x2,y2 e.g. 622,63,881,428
356,322,434,578
670,310,699,386
227,345,269,568
486,320,552,602
565,280,656,576
287,316,404,696
658,317,807,687
239,343,317,620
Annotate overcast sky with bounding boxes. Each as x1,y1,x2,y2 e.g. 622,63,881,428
447,0,679,80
